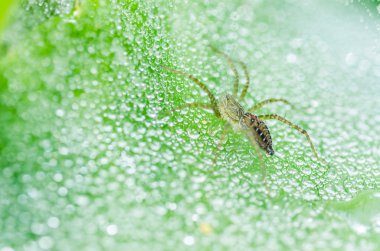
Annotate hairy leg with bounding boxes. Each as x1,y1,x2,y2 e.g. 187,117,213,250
210,46,240,97
210,47,250,101
213,123,231,163
238,61,250,101
258,114,320,160
248,98,294,113
251,138,267,184
163,66,221,118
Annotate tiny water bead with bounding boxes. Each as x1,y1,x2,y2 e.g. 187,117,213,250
183,235,195,246
38,236,54,250
106,224,119,236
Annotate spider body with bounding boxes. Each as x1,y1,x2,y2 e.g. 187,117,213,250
219,94,274,155
164,47,321,162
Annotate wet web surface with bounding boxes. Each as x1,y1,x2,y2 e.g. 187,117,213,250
0,0,380,250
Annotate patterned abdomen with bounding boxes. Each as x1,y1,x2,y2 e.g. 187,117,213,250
242,113,274,155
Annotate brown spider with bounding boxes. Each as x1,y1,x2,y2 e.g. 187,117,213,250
163,48,321,163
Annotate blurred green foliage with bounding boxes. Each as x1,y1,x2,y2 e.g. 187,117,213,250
0,0,14,31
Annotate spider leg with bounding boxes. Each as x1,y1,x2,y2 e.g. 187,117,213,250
250,137,267,183
210,47,250,101
162,66,221,118
238,61,250,101
258,114,320,160
213,123,231,163
248,98,294,113
210,46,240,97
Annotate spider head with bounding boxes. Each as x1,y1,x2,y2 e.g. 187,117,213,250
218,94,245,122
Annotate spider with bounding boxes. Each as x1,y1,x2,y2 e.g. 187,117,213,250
163,47,321,165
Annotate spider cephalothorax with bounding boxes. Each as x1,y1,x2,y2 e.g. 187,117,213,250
164,47,321,161
219,94,244,126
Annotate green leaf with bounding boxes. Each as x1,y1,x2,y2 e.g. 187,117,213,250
0,0,14,31
1,0,379,250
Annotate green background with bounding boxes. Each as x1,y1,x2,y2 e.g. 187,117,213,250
1,0,380,250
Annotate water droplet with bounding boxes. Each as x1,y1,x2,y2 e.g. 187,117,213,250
345,52,356,66
38,236,54,250
286,53,298,64
106,224,118,236
47,217,60,229
55,109,65,117
183,235,195,246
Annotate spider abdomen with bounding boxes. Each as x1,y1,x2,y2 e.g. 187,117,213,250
242,113,274,155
